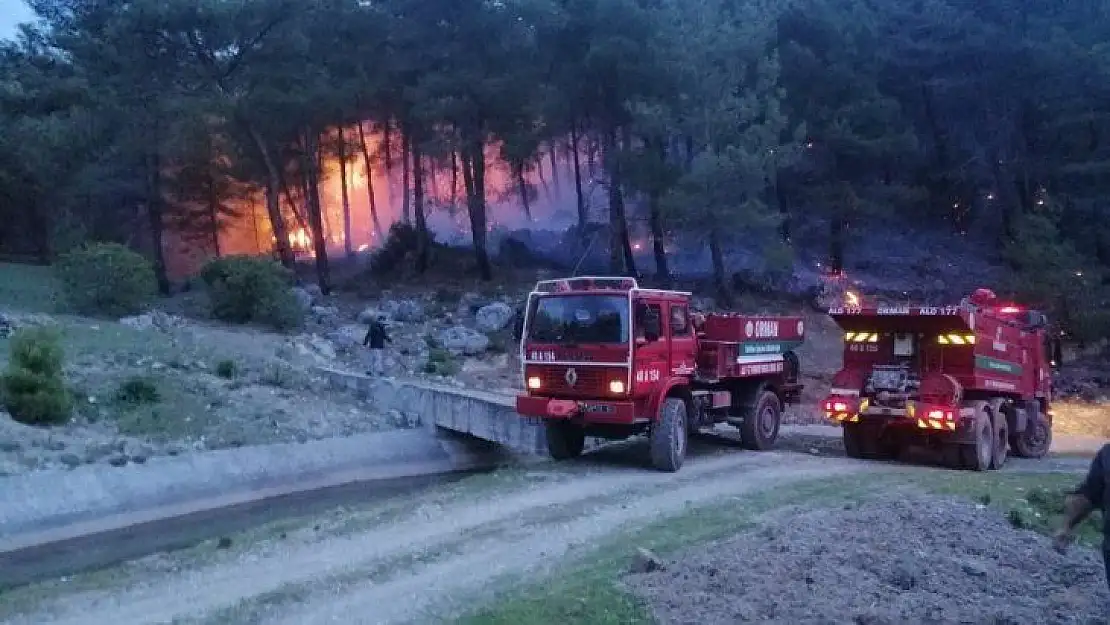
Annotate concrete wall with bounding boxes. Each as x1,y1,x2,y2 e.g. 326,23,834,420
315,367,550,455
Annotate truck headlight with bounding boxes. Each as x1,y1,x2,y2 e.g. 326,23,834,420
609,380,625,394
527,376,542,390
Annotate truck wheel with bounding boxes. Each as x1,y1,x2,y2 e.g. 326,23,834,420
957,411,993,471
990,413,1008,470
545,421,585,460
843,423,864,459
1012,405,1052,459
740,391,782,451
650,397,688,472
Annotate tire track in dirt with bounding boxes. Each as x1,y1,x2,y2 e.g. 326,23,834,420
11,450,844,625
271,459,873,625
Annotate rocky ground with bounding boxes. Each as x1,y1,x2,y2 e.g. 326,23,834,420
625,492,1108,624
1,253,1106,475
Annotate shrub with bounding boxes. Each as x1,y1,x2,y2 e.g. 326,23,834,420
199,255,303,331
54,242,158,316
423,346,461,376
116,375,161,405
371,223,433,275
215,359,238,379
1,327,71,425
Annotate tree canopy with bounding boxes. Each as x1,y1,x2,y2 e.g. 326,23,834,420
1,0,1107,334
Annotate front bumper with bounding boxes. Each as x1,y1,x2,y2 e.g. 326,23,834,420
515,395,638,425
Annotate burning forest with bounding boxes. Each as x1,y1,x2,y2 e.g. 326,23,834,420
0,0,1106,336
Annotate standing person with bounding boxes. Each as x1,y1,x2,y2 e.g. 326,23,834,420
362,315,391,376
1055,443,1110,589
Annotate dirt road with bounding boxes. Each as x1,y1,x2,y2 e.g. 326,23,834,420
1,441,879,625
0,435,1091,625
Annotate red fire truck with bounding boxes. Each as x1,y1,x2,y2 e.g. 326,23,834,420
515,277,805,472
821,288,1053,471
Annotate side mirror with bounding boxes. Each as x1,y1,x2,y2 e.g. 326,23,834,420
512,308,524,341
1027,311,1047,330
642,309,662,342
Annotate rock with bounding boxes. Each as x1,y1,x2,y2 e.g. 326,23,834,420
357,306,389,324
311,306,340,324
0,313,12,338
304,284,324,304
475,302,514,333
0,439,22,453
291,287,314,310
327,324,366,352
119,310,184,331
455,292,484,318
438,326,490,356
959,558,988,577
59,453,82,468
43,439,66,451
392,299,426,323
106,453,129,467
630,547,666,574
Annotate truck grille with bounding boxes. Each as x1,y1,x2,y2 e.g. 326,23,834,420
528,365,626,397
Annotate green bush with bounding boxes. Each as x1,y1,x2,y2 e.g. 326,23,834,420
199,255,303,331
423,346,461,376
215,359,238,379
1,328,71,425
116,375,161,405
54,242,158,316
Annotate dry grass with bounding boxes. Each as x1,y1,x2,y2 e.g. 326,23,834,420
1053,401,1110,438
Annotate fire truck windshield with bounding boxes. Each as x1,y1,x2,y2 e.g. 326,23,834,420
527,295,629,344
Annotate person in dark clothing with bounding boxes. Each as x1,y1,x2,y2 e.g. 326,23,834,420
1056,443,1110,588
362,315,392,375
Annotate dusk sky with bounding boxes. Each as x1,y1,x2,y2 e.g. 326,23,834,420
1,1,35,39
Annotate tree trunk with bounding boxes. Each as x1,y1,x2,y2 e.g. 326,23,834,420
709,229,732,308
247,126,294,267
603,123,636,277
303,130,331,293
206,162,221,256
409,123,429,273
146,122,170,295
775,168,790,242
548,144,560,188
516,162,532,221
570,124,586,237
450,147,459,209
355,120,383,240
646,138,669,286
461,140,492,280
338,127,354,257
401,124,411,224
535,156,550,201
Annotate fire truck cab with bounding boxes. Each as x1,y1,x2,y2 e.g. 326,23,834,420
515,277,805,472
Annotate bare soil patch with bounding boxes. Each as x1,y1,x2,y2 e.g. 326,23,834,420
625,492,1108,624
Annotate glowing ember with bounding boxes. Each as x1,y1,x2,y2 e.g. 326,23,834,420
844,291,860,307
358,244,370,252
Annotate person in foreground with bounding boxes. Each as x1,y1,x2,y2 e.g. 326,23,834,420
1055,443,1110,588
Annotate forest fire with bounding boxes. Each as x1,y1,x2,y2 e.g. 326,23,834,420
211,124,598,270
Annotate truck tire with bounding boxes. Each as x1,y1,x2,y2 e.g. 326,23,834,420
990,411,1008,470
1011,403,1052,459
957,410,993,471
740,391,782,451
843,423,864,459
545,421,585,460
650,397,688,472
